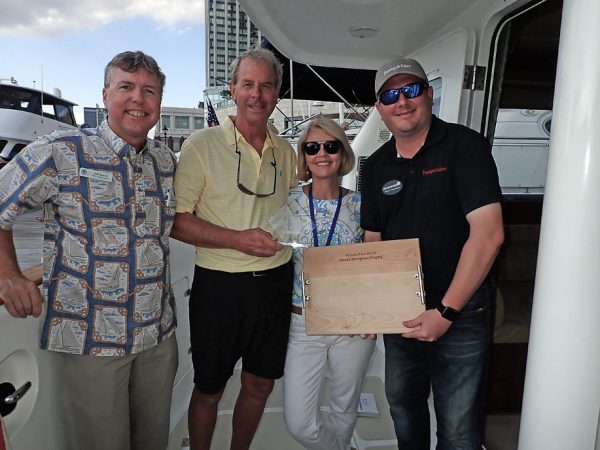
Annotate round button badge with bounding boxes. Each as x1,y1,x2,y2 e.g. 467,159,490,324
382,180,403,196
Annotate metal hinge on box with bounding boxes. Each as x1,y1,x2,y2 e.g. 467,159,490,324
463,65,486,91
301,271,310,308
414,265,426,304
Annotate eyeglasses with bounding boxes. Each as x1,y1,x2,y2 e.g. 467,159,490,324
378,81,429,105
302,140,342,156
234,126,277,197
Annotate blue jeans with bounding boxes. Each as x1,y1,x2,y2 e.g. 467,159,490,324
384,281,493,450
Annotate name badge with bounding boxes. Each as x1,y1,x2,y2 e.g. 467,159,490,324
79,167,113,182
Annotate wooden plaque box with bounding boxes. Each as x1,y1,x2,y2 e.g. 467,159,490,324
302,239,425,335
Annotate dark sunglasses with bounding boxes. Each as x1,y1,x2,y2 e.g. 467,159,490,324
302,140,342,156
378,81,429,105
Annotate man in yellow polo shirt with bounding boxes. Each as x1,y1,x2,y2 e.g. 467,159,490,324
172,48,297,450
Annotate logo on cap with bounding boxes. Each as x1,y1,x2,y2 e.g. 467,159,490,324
383,64,412,76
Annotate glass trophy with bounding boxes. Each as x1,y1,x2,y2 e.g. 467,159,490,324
267,203,313,248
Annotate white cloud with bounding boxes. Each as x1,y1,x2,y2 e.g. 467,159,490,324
0,0,204,36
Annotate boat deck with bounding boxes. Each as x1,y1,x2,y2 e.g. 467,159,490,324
11,211,520,450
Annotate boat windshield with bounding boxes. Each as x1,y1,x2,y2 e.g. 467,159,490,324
0,85,76,126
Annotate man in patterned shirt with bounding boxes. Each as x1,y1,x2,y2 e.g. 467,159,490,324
0,51,178,450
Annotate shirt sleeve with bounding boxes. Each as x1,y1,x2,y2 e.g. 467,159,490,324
0,139,59,230
174,134,207,214
453,131,502,215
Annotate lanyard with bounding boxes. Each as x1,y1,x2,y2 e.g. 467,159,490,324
308,184,343,247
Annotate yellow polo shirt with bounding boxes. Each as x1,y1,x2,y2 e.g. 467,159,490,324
175,116,297,272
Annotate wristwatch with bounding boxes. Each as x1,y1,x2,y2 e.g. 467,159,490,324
436,302,461,322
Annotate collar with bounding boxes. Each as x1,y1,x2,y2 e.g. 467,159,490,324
423,115,446,150
224,115,273,153
383,115,446,163
98,119,148,158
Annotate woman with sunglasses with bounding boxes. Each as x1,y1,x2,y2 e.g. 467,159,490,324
283,117,375,450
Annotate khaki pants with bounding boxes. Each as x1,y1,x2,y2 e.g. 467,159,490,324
58,334,178,450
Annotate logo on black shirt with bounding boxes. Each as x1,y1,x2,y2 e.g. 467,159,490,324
382,180,403,196
422,167,448,176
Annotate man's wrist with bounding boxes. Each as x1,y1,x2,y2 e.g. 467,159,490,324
436,302,461,322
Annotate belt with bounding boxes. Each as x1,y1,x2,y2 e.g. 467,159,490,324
248,260,292,277
291,305,303,315
243,263,288,277
250,267,279,277
195,260,291,278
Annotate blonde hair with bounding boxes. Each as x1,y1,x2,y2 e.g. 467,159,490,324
296,117,355,181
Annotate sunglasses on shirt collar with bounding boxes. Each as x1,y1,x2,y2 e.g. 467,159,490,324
233,121,277,197
378,81,429,105
302,140,342,156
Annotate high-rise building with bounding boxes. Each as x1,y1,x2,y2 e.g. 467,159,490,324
204,0,366,137
205,0,262,92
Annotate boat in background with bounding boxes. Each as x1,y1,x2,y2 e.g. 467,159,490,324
0,78,77,169
2,0,599,448
239,0,599,449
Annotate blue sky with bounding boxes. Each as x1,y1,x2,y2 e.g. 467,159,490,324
0,0,205,124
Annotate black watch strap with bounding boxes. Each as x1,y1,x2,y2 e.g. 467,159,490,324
436,303,461,322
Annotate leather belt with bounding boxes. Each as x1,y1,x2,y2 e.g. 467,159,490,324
291,305,303,315
245,265,284,277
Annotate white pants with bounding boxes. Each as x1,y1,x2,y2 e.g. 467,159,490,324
283,312,375,450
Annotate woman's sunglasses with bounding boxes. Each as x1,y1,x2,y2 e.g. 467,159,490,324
302,140,342,156
378,81,429,105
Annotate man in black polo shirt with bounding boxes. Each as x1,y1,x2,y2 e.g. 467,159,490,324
361,57,504,449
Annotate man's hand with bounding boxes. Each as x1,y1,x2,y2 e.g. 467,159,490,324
234,228,284,257
0,272,43,318
401,309,452,342
171,213,285,257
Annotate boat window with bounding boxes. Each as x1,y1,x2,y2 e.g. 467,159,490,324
430,77,442,117
26,96,42,114
486,0,562,199
487,0,561,130
40,97,76,126
42,103,56,120
55,104,76,126
497,0,561,110
0,86,38,112
0,85,74,126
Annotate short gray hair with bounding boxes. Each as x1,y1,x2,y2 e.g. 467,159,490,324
104,51,166,97
230,47,283,91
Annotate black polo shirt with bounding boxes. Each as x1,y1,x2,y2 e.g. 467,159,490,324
361,115,501,306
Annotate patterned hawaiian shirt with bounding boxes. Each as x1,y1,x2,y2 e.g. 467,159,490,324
0,121,177,356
